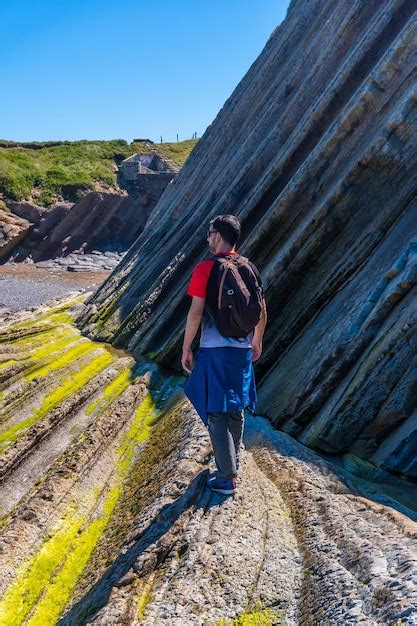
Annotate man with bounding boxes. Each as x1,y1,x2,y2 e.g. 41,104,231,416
182,214,267,495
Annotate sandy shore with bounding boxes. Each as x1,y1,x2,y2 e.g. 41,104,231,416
0,263,110,311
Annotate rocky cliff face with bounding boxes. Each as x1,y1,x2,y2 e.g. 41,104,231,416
34,192,156,259
1,152,178,265
35,153,179,259
80,0,417,481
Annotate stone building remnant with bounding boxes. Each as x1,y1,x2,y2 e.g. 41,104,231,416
117,152,179,197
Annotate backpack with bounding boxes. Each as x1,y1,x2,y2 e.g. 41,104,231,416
206,255,263,338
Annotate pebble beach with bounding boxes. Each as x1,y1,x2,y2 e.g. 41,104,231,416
0,264,110,312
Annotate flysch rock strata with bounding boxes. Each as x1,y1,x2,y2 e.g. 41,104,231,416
79,0,417,481
32,191,156,262
57,408,417,626
0,299,416,624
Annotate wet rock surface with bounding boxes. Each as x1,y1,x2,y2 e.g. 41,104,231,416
36,250,124,272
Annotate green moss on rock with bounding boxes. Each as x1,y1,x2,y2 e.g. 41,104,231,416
0,350,114,455
218,606,281,626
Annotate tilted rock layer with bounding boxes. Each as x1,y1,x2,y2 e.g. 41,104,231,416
0,209,30,259
80,0,417,480
0,300,416,624
34,192,155,259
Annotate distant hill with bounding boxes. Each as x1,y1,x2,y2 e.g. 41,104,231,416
0,139,197,206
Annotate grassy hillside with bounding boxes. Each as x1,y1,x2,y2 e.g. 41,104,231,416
156,139,197,166
0,139,197,206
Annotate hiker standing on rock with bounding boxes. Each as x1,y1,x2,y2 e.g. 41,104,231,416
182,214,267,495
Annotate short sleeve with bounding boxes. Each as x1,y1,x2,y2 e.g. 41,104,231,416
187,260,215,299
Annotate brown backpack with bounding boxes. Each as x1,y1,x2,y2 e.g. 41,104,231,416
206,255,263,338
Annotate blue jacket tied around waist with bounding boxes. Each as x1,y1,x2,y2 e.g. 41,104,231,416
184,347,257,426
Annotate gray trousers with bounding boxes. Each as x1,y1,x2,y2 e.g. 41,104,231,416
207,411,244,480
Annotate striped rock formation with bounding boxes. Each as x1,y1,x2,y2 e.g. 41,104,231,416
80,0,417,483
1,3,417,622
1,298,417,624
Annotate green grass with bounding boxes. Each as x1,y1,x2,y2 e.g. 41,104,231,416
156,138,198,165
0,139,197,205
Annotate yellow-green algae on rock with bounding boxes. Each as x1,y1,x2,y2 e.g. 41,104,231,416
218,606,281,625
85,366,134,416
25,339,100,381
0,300,117,455
0,360,15,370
0,393,160,626
0,350,114,454
0,297,181,624
6,298,84,331
135,574,155,621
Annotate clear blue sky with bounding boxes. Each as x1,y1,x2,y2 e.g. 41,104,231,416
0,1,290,143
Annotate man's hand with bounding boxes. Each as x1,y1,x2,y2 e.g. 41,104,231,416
252,339,262,362
252,297,267,362
182,347,194,374
182,296,204,374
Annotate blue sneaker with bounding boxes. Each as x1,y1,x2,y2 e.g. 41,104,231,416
209,476,237,495
207,472,217,485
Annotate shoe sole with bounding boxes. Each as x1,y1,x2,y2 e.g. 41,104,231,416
210,486,236,495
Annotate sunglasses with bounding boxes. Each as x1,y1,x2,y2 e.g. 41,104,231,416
207,229,217,237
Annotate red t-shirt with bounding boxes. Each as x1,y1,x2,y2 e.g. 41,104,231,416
187,251,255,348
187,251,238,299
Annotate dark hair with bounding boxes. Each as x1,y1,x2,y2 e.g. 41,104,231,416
210,214,241,246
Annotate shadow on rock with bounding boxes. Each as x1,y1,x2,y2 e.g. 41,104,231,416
59,470,214,625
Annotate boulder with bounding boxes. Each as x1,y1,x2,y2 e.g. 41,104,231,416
0,209,31,259
5,200,47,226
34,201,73,238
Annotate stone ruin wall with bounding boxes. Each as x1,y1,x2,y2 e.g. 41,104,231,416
80,0,417,480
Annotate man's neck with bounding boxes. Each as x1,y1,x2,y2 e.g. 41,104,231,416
214,245,235,255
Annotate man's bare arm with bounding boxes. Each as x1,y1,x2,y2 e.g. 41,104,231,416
252,298,267,362
182,296,205,373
